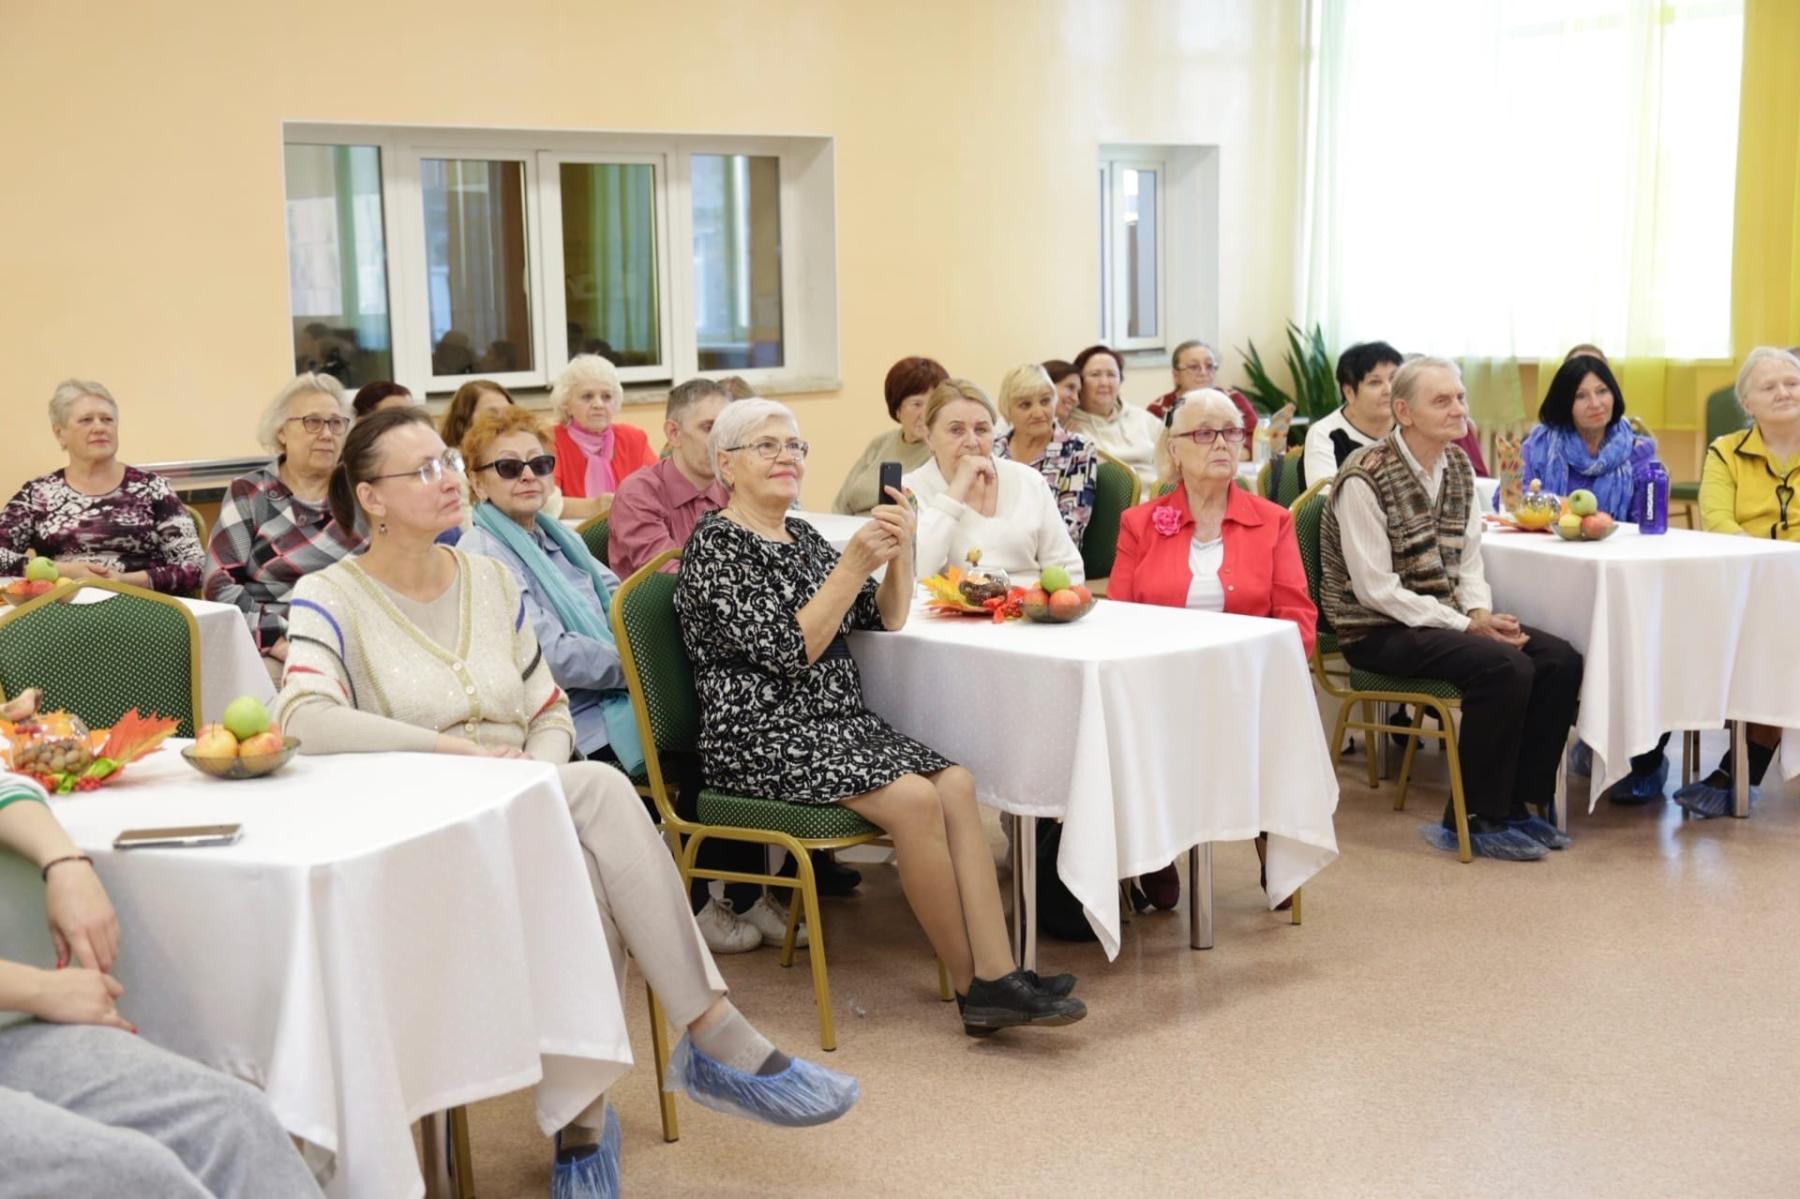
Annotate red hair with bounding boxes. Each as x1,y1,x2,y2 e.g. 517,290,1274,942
882,356,950,421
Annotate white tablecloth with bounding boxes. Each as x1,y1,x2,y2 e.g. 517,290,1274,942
5,746,629,1198
851,599,1340,958
55,589,275,723
1483,524,1800,802
795,510,869,550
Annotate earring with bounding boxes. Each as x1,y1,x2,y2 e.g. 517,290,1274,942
378,520,388,536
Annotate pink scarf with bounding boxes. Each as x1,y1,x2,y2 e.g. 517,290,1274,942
562,420,617,497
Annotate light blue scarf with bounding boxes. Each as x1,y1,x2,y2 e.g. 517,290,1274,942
1522,420,1647,519
471,503,644,774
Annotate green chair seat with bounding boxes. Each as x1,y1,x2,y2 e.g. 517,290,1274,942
1080,453,1142,582
697,790,877,840
1346,669,1463,702
579,515,610,567
1668,481,1700,501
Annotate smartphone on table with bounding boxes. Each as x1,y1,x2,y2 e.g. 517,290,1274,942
113,824,243,850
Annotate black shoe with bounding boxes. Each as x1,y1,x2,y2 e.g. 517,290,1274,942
1022,969,1077,997
960,971,1087,1034
779,851,862,896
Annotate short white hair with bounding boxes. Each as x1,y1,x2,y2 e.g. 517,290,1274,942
258,373,350,454
1735,346,1800,405
48,379,117,428
1392,355,1461,408
709,398,799,488
1155,388,1243,484
552,354,623,421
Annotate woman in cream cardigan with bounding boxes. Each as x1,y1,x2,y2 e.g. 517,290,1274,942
903,379,1084,587
273,408,856,1193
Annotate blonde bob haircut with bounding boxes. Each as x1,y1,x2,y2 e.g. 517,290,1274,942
551,353,624,422
459,404,552,474
256,373,350,454
995,364,1056,423
922,378,998,430
708,397,800,489
1155,388,1244,486
48,379,119,429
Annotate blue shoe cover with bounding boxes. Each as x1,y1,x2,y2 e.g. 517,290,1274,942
552,1106,620,1199
665,1034,859,1127
1672,780,1745,819
1506,816,1571,850
1602,757,1668,806
1419,823,1547,861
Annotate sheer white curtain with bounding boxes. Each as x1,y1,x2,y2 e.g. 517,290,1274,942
1299,0,1744,374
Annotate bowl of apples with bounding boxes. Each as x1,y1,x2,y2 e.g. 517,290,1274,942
181,697,299,780
2,558,72,608
1551,489,1618,542
1020,566,1096,624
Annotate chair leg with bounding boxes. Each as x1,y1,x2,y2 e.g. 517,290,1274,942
936,958,954,1002
1289,886,1303,926
790,852,838,1052
1361,701,1380,788
1119,879,1133,925
1393,705,1428,810
1439,705,1472,863
778,884,803,969
646,986,679,1143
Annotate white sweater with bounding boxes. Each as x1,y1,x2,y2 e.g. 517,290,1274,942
1064,399,1163,486
905,457,1085,586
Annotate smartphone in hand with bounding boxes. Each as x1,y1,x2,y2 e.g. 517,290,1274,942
877,460,903,505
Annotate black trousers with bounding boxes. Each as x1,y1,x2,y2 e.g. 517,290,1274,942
587,746,763,912
1343,623,1583,823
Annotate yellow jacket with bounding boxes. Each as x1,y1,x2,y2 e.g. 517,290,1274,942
1701,425,1800,541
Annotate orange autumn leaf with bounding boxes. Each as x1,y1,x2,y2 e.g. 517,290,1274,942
98,709,179,764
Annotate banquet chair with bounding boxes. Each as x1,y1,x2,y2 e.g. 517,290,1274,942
611,549,952,1054
183,502,209,548
1290,484,1473,862
1667,386,1749,528
577,513,610,568
1082,451,1142,586
0,578,200,738
1256,446,1304,505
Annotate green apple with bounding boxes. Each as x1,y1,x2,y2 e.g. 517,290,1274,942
221,695,272,741
1038,564,1072,594
1568,489,1598,517
24,557,58,583
1557,513,1584,539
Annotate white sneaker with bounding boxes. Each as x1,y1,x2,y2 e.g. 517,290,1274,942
695,899,762,954
741,894,809,949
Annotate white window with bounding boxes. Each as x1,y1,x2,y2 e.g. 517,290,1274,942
1098,157,1167,351
282,126,838,396
1298,0,1744,361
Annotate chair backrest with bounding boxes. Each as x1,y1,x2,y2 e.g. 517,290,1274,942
1289,481,1334,641
0,580,200,737
578,514,610,567
1082,451,1142,581
1271,446,1305,506
610,550,701,757
183,503,209,548
1705,385,1748,444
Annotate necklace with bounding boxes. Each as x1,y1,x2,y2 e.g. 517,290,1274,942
725,504,790,541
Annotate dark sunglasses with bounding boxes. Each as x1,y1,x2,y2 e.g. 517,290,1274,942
475,454,556,481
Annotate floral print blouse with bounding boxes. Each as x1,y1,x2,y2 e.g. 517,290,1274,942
994,426,1100,542
0,466,204,594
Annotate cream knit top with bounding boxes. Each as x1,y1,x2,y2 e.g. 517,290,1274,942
276,549,576,761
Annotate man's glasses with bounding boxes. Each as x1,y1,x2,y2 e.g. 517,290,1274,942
1173,426,1247,445
368,449,465,486
725,438,810,461
285,414,350,436
475,454,556,481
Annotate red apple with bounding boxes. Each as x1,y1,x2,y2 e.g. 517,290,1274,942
238,730,285,758
1048,589,1084,620
1071,584,1093,605
1580,512,1614,539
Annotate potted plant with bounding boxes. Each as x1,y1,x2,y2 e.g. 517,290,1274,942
1236,322,1337,445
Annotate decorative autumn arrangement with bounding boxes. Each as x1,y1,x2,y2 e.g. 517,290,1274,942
921,548,1027,622
181,696,300,780
2,557,73,607
1,706,179,793
1494,479,1617,541
1020,565,1096,624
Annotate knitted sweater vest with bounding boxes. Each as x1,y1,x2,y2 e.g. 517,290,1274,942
1319,433,1474,645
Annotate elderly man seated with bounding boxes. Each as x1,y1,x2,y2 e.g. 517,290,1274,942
1319,356,1583,861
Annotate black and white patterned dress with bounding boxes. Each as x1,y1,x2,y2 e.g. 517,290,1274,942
677,511,952,805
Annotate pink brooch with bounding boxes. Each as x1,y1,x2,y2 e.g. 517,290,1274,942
1151,505,1183,536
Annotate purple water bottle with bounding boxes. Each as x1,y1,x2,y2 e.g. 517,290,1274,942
1636,458,1670,534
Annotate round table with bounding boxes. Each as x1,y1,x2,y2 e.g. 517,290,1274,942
851,598,1340,959
0,745,630,1198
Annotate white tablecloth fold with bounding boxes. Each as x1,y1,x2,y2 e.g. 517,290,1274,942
36,748,630,1199
853,600,1340,958
1483,524,1800,802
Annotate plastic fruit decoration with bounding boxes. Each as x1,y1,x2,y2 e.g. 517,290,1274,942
955,547,1010,606
1508,479,1561,530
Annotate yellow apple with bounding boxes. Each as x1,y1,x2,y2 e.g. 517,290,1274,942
193,723,240,759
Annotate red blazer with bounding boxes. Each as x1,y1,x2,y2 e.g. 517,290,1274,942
553,421,659,499
1108,484,1317,657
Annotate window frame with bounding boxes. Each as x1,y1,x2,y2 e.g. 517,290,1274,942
1100,156,1168,353
282,124,836,398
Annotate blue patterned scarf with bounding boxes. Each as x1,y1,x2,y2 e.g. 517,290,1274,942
1524,420,1643,518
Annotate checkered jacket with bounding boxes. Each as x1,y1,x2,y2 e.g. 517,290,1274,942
203,463,363,652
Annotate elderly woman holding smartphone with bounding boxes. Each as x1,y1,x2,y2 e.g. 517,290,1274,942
678,398,1087,1034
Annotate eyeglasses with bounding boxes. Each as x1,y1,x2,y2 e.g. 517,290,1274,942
1173,426,1247,445
368,449,465,486
475,454,556,481
725,437,810,461
1175,362,1217,376
286,414,350,436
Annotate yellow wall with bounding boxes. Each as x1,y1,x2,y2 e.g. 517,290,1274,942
0,0,1306,508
